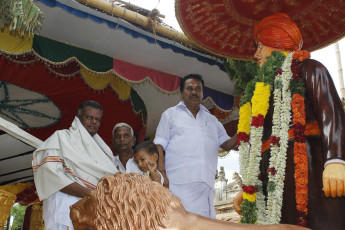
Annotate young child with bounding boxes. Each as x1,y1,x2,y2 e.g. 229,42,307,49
133,141,164,184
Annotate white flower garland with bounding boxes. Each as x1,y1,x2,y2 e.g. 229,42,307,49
239,142,250,184
262,53,293,224
247,125,264,185
264,75,282,222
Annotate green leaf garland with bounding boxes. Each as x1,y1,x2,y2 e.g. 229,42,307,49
239,52,286,107
223,59,258,97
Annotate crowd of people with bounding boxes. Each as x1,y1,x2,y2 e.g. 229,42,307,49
32,12,345,230
33,72,237,229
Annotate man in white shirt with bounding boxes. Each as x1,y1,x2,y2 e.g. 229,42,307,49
32,101,118,230
154,74,237,218
112,123,142,174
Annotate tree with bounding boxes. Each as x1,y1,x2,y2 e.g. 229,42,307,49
10,203,27,230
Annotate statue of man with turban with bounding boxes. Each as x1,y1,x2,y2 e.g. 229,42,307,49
235,13,345,230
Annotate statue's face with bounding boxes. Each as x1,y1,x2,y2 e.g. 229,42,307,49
254,41,282,68
70,190,97,230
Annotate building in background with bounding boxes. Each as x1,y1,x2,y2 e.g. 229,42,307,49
213,166,242,221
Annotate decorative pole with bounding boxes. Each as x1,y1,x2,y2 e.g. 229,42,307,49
75,0,204,52
335,42,345,100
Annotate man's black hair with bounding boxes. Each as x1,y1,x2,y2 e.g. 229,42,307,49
134,140,159,161
77,100,103,116
180,74,205,92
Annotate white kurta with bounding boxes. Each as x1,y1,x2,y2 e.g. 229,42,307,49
114,156,143,174
154,101,229,217
32,117,118,229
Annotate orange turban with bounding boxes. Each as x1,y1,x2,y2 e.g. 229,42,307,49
253,13,303,51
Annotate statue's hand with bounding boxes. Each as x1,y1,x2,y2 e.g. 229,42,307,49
322,163,345,198
233,191,243,215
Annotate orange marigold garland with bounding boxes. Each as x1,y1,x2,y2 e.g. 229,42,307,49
290,52,309,227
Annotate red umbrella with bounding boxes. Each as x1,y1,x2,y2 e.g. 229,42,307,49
176,0,345,60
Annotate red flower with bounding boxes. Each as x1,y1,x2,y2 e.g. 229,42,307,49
269,135,280,146
297,210,307,217
242,185,258,194
297,210,308,227
291,59,300,80
294,123,306,143
237,132,249,145
275,68,283,76
297,219,307,227
251,114,265,127
267,167,277,175
258,173,262,181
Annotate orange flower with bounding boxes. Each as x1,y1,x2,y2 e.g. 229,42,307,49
295,167,308,175
297,177,308,185
293,50,311,62
296,197,305,205
297,204,308,212
300,189,308,197
296,155,308,163
292,94,303,104
291,94,306,125
294,142,307,152
293,113,306,125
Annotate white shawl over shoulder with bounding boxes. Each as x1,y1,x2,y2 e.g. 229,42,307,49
33,117,118,200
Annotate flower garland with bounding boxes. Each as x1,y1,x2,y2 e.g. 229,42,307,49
238,51,286,224
238,50,310,225
264,53,293,224
291,50,310,227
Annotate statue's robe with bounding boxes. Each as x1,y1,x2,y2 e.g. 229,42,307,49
260,59,345,230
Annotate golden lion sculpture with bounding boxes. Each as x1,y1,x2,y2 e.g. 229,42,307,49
70,173,309,230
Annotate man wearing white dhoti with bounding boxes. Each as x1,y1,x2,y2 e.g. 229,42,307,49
154,74,237,218
32,100,118,230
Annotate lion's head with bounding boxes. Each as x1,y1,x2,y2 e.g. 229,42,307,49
71,173,184,230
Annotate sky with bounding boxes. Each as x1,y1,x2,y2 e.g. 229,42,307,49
124,0,345,181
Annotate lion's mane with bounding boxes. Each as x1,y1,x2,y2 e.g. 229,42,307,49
94,173,184,230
